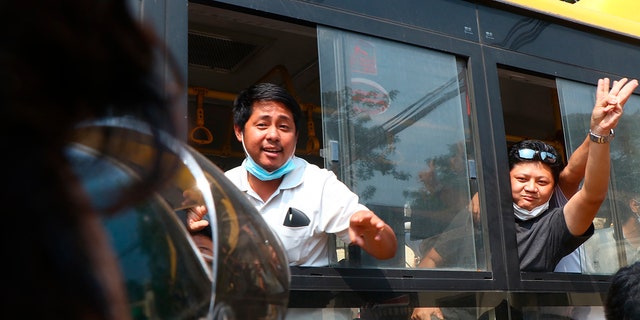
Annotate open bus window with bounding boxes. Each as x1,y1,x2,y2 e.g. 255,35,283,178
557,78,640,273
499,69,640,274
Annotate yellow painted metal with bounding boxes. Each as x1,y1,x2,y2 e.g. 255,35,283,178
496,0,640,39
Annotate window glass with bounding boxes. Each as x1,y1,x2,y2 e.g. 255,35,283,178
317,26,484,270
558,78,640,274
522,306,605,319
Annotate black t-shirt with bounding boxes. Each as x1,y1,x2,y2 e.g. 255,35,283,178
516,206,594,272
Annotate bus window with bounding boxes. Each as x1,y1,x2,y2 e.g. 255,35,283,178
318,26,485,271
499,69,640,274
558,78,640,273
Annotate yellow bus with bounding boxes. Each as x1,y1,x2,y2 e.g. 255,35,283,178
131,0,640,318
498,0,640,39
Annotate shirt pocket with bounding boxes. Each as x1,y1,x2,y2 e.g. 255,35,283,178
277,225,309,265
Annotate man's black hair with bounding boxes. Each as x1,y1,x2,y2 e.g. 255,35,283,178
508,140,564,184
232,82,302,132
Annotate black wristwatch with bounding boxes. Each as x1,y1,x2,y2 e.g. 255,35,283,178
589,129,615,144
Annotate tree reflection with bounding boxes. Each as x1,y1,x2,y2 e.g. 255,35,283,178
321,75,463,201
322,86,409,201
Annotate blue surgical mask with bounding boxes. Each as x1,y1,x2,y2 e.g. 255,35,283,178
241,134,296,181
243,155,295,181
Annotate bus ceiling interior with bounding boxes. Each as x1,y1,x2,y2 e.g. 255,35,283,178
187,3,567,170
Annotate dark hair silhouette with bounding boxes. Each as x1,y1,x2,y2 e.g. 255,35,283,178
605,261,640,320
1,1,183,319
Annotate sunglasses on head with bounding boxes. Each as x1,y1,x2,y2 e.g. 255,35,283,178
517,148,557,164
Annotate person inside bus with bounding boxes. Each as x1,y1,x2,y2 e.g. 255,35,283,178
228,82,398,264
409,142,483,269
415,137,589,271
509,78,638,272
2,1,184,319
411,77,638,320
187,82,398,319
557,192,640,276
588,193,640,272
412,139,591,319
620,195,640,259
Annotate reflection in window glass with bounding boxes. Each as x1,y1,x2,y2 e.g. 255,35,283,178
317,26,484,270
558,78,640,274
522,306,605,319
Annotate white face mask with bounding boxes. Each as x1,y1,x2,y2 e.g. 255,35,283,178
513,201,550,221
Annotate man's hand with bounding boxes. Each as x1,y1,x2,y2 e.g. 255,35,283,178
411,307,444,320
348,210,398,260
182,189,209,231
349,210,387,246
591,78,638,133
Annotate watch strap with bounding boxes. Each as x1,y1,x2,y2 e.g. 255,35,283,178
589,129,615,144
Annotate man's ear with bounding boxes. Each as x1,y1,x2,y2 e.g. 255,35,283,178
630,198,639,212
234,125,243,142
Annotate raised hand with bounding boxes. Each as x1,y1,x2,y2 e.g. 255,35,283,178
591,78,638,133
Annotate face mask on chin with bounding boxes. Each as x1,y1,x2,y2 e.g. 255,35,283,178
513,201,550,221
241,134,296,181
